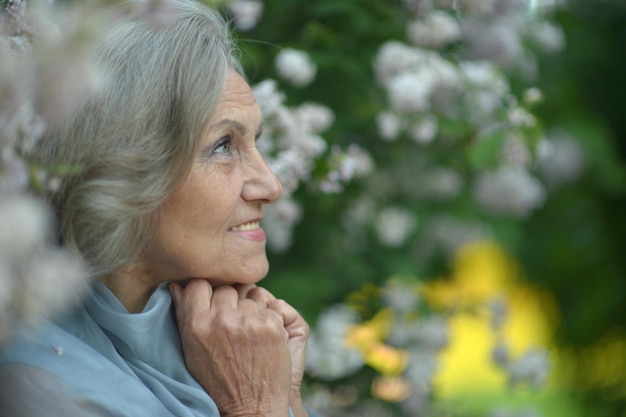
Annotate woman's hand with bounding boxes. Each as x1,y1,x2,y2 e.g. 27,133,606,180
237,285,310,416
169,279,292,417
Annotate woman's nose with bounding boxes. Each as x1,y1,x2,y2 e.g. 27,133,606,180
242,149,283,204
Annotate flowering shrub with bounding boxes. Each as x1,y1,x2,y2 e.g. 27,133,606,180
222,0,623,415
231,0,581,281
303,241,558,417
0,0,97,343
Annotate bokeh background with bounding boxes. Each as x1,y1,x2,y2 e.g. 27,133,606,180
232,0,626,415
1,0,625,416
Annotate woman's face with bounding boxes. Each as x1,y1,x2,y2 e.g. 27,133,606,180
146,70,283,287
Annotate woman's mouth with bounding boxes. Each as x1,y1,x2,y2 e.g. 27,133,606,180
231,221,260,231
229,221,265,241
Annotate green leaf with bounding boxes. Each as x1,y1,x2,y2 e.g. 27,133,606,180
467,130,507,170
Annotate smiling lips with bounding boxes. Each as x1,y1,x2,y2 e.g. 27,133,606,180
229,221,266,241
231,221,260,231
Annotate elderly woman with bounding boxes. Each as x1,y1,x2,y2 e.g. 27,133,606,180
0,1,317,416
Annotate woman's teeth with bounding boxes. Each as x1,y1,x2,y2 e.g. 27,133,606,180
231,221,260,231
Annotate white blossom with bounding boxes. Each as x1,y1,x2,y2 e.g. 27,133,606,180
404,348,439,394
535,138,553,160
0,149,29,192
387,70,435,114
1,35,31,56
2,102,47,152
263,197,302,253
252,79,339,252
422,216,489,258
276,129,327,160
374,206,417,247
268,149,311,194
412,315,449,350
507,106,536,128
501,133,531,167
538,131,586,187
508,348,551,387
0,193,51,258
409,115,438,144
456,0,497,17
275,48,317,88
527,20,566,53
412,167,464,200
428,55,464,112
460,61,510,124
374,41,426,84
252,79,286,117
493,0,528,16
321,144,374,194
292,102,335,134
17,247,89,321
473,167,546,218
407,10,462,49
376,111,403,141
382,280,421,314
460,60,500,86
523,87,543,106
388,314,449,351
3,0,27,31
462,18,524,65
489,295,509,331
0,192,89,344
305,304,364,380
227,0,263,32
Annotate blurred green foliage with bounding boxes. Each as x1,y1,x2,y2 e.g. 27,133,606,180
232,0,626,414
521,2,626,413
523,0,626,345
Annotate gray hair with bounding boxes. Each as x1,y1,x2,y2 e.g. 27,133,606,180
34,0,240,277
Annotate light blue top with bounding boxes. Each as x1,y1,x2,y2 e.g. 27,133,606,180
0,282,303,417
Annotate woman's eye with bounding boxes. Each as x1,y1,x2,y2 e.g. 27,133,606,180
213,136,233,154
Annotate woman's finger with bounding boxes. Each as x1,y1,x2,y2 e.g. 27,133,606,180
170,279,214,313
245,286,276,310
211,285,240,309
268,299,309,338
234,283,257,300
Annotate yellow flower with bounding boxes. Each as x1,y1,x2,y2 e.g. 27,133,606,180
344,308,394,351
432,311,505,395
365,343,410,376
452,240,518,302
344,324,380,351
423,240,557,397
423,241,519,310
372,376,411,402
501,286,556,358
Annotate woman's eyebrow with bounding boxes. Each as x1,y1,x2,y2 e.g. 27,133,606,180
211,119,263,140
211,119,247,134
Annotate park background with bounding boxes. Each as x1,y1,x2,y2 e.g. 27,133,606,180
1,0,625,416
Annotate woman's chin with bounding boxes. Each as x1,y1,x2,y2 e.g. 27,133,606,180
205,271,268,288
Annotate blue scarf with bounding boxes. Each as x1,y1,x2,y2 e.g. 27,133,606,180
1,282,224,416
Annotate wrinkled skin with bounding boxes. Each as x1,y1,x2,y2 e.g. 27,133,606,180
105,69,311,416
170,280,310,417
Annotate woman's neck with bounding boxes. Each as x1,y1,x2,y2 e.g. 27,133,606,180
99,263,160,313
